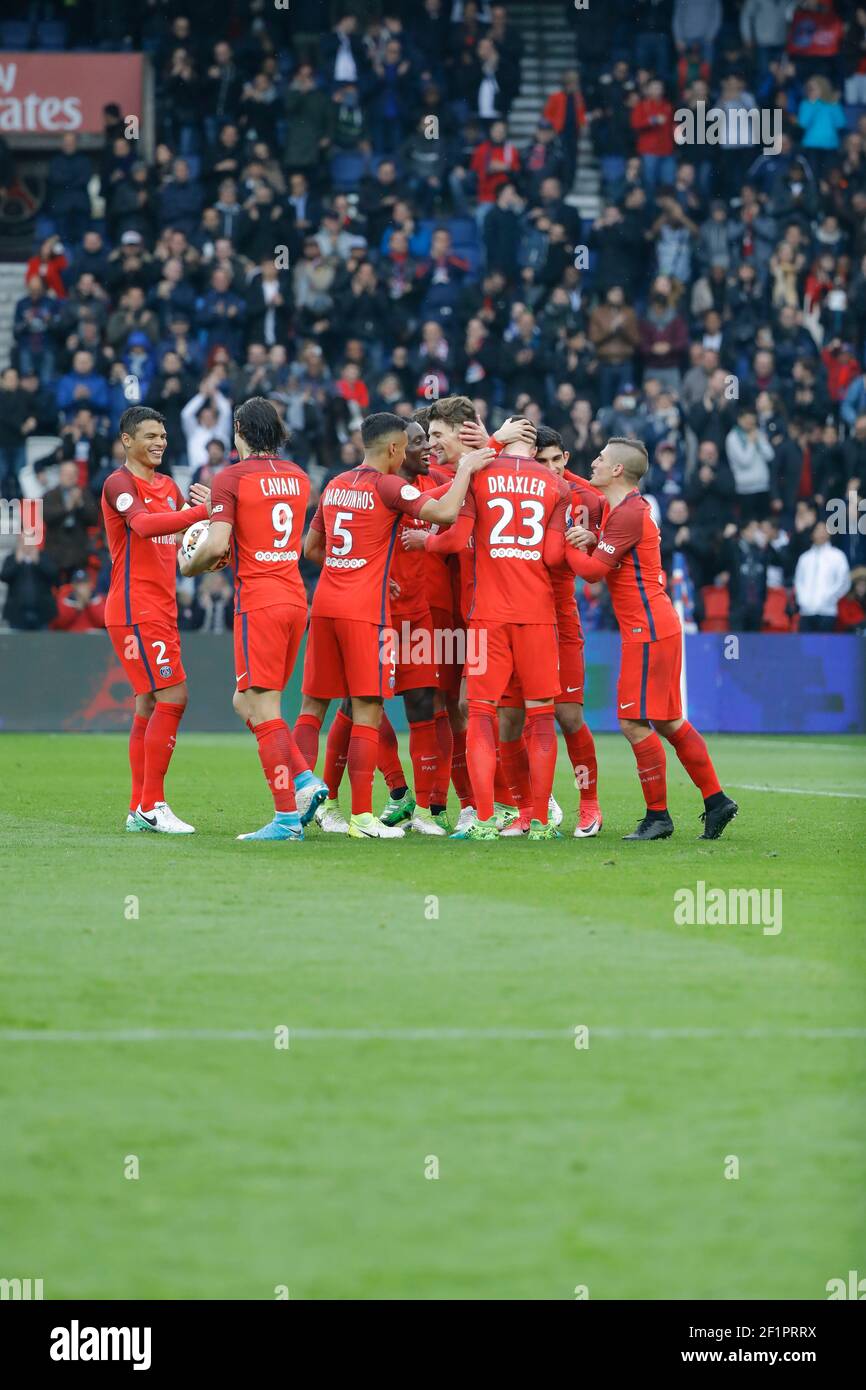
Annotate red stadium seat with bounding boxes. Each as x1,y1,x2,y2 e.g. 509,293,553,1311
762,587,794,633
700,585,729,632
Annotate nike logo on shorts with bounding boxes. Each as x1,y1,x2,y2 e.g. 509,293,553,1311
236,672,247,682
620,702,635,709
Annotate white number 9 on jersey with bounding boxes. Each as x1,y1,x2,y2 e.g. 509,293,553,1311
272,502,293,548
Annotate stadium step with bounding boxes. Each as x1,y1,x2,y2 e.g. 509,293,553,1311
507,0,601,212
0,261,27,371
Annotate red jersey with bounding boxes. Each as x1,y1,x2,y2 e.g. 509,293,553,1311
467,456,570,624
390,471,448,621
594,489,681,643
551,473,605,641
209,455,310,615
102,466,185,626
630,98,674,156
309,465,429,624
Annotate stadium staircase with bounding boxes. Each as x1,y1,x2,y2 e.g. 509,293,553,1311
508,1,602,220
0,261,26,373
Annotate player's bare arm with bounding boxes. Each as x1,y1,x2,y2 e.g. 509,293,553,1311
303,526,326,567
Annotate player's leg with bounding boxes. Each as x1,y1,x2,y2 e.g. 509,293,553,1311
555,700,601,838
403,685,446,835
615,640,674,840
126,690,155,827
513,624,561,838
652,705,738,841
450,684,476,830
431,692,453,823
497,703,534,836
136,679,193,832
338,618,405,838
323,697,353,798
455,621,509,838
236,685,304,841
377,707,413,825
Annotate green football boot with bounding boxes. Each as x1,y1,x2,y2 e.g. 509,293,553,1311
379,789,416,826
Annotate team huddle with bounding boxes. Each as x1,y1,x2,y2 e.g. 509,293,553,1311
102,395,739,842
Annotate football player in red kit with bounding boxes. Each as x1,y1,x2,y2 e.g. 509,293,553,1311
497,425,605,837
179,396,328,841
546,436,738,840
318,419,453,835
102,405,211,834
408,417,570,839
294,411,493,839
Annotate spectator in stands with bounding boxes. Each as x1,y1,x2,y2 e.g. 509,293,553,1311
46,134,92,245
794,521,851,631
41,460,99,582
725,407,776,523
13,277,61,382
630,77,675,191
181,376,233,469
837,567,866,631
1,538,57,632
0,367,36,499
50,568,106,632
722,519,771,630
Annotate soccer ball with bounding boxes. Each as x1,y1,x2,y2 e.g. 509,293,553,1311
180,520,231,571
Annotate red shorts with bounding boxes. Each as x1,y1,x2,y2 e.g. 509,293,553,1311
500,636,585,706
465,621,559,704
108,621,185,696
618,632,682,721
303,615,393,699
430,603,463,699
235,602,306,693
391,608,441,693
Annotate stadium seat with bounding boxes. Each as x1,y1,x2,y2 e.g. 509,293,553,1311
36,20,67,49
330,152,368,191
0,21,31,47
762,587,794,633
700,585,730,632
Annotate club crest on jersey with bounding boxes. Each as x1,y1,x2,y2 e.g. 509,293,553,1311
400,484,421,501
159,664,173,678
116,492,133,512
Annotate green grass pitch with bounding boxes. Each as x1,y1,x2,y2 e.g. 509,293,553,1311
1,731,864,1300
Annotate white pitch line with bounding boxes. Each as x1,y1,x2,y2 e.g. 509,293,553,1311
0,1027,864,1043
729,783,866,799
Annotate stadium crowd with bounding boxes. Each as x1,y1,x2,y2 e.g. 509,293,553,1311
2,0,866,636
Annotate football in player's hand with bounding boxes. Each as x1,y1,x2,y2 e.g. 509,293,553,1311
180,520,231,571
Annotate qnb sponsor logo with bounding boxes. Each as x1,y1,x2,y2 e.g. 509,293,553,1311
597,540,616,555
50,1321,152,1371
0,498,43,544
674,100,782,156
255,550,299,563
326,556,367,569
673,881,782,936
0,1277,43,1299
380,621,488,675
490,546,541,561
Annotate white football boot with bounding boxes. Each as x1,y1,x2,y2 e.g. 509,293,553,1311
134,802,195,834
454,805,477,833
315,799,350,834
548,795,564,828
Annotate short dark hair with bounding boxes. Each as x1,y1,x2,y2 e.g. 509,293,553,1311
412,405,433,431
361,411,407,447
608,435,649,480
119,406,166,439
234,396,287,454
535,425,564,453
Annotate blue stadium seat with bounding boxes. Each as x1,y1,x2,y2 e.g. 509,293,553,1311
36,20,67,50
0,21,31,47
330,151,368,191
183,154,202,181
844,104,866,131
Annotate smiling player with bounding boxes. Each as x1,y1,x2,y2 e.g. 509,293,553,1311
102,405,211,834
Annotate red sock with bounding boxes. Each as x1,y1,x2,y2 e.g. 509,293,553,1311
409,718,438,809
466,701,497,821
431,709,453,806
525,705,557,823
451,726,474,808
493,732,514,804
377,709,406,791
499,734,533,814
631,732,667,811
564,724,598,802
348,723,379,815
323,708,352,799
128,713,149,811
254,718,297,812
293,713,322,772
140,701,184,810
251,714,307,778
665,720,721,798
